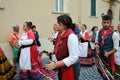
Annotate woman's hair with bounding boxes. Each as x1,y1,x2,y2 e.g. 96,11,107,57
57,15,75,31
91,26,98,31
31,25,36,29
25,21,32,28
29,21,33,26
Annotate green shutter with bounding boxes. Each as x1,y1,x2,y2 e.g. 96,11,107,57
91,0,96,16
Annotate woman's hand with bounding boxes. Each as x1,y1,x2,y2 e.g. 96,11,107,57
48,37,54,42
45,61,56,70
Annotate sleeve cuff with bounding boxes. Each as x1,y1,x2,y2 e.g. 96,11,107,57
63,59,71,67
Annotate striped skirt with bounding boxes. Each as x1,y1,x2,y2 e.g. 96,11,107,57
19,61,51,80
0,48,16,80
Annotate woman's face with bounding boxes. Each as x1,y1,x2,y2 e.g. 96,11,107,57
57,22,65,32
94,27,98,32
23,23,28,31
32,28,36,32
81,25,86,31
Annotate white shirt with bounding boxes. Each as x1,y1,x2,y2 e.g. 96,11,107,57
63,33,79,67
51,32,58,39
115,33,120,65
95,30,119,51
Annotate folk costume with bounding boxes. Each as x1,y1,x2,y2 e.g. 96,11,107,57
78,30,94,66
97,27,119,76
54,29,80,80
19,29,46,79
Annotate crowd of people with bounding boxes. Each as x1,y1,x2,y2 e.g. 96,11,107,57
0,14,120,80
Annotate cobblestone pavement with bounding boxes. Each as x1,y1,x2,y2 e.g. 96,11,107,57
79,64,103,80
43,58,103,80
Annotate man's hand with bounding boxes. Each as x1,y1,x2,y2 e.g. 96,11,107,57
95,44,100,54
104,50,109,58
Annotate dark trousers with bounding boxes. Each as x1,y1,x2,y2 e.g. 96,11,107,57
73,60,80,80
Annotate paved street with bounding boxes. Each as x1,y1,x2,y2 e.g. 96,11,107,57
14,58,120,80
79,64,103,80
42,58,103,80
42,58,119,80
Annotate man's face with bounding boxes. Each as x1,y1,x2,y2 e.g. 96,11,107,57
102,20,111,30
14,26,19,32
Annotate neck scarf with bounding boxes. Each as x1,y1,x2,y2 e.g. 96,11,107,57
100,27,114,46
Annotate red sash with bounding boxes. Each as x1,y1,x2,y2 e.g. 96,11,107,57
110,54,115,75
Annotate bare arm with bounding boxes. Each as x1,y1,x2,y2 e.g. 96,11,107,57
45,60,65,70
104,48,117,57
9,41,19,48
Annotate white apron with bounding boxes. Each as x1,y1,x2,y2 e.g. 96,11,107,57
78,30,88,57
19,33,33,70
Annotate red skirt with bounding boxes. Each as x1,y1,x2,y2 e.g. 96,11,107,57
62,66,74,80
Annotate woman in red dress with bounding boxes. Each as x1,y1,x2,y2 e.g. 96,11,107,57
19,22,50,80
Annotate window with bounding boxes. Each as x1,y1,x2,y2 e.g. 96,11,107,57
0,0,2,7
91,0,96,16
119,10,120,21
54,0,63,12
53,0,69,14
0,0,4,9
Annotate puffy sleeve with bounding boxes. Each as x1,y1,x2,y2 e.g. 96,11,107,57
18,39,34,46
63,34,79,67
18,30,35,46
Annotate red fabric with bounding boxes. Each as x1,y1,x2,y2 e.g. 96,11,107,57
54,28,73,61
115,64,120,72
0,48,3,53
100,54,115,75
85,32,90,42
100,27,114,46
62,66,74,80
116,67,120,72
38,55,49,76
110,54,115,75
27,29,39,63
54,29,75,79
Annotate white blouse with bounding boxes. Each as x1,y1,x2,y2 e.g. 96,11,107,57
63,33,79,67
